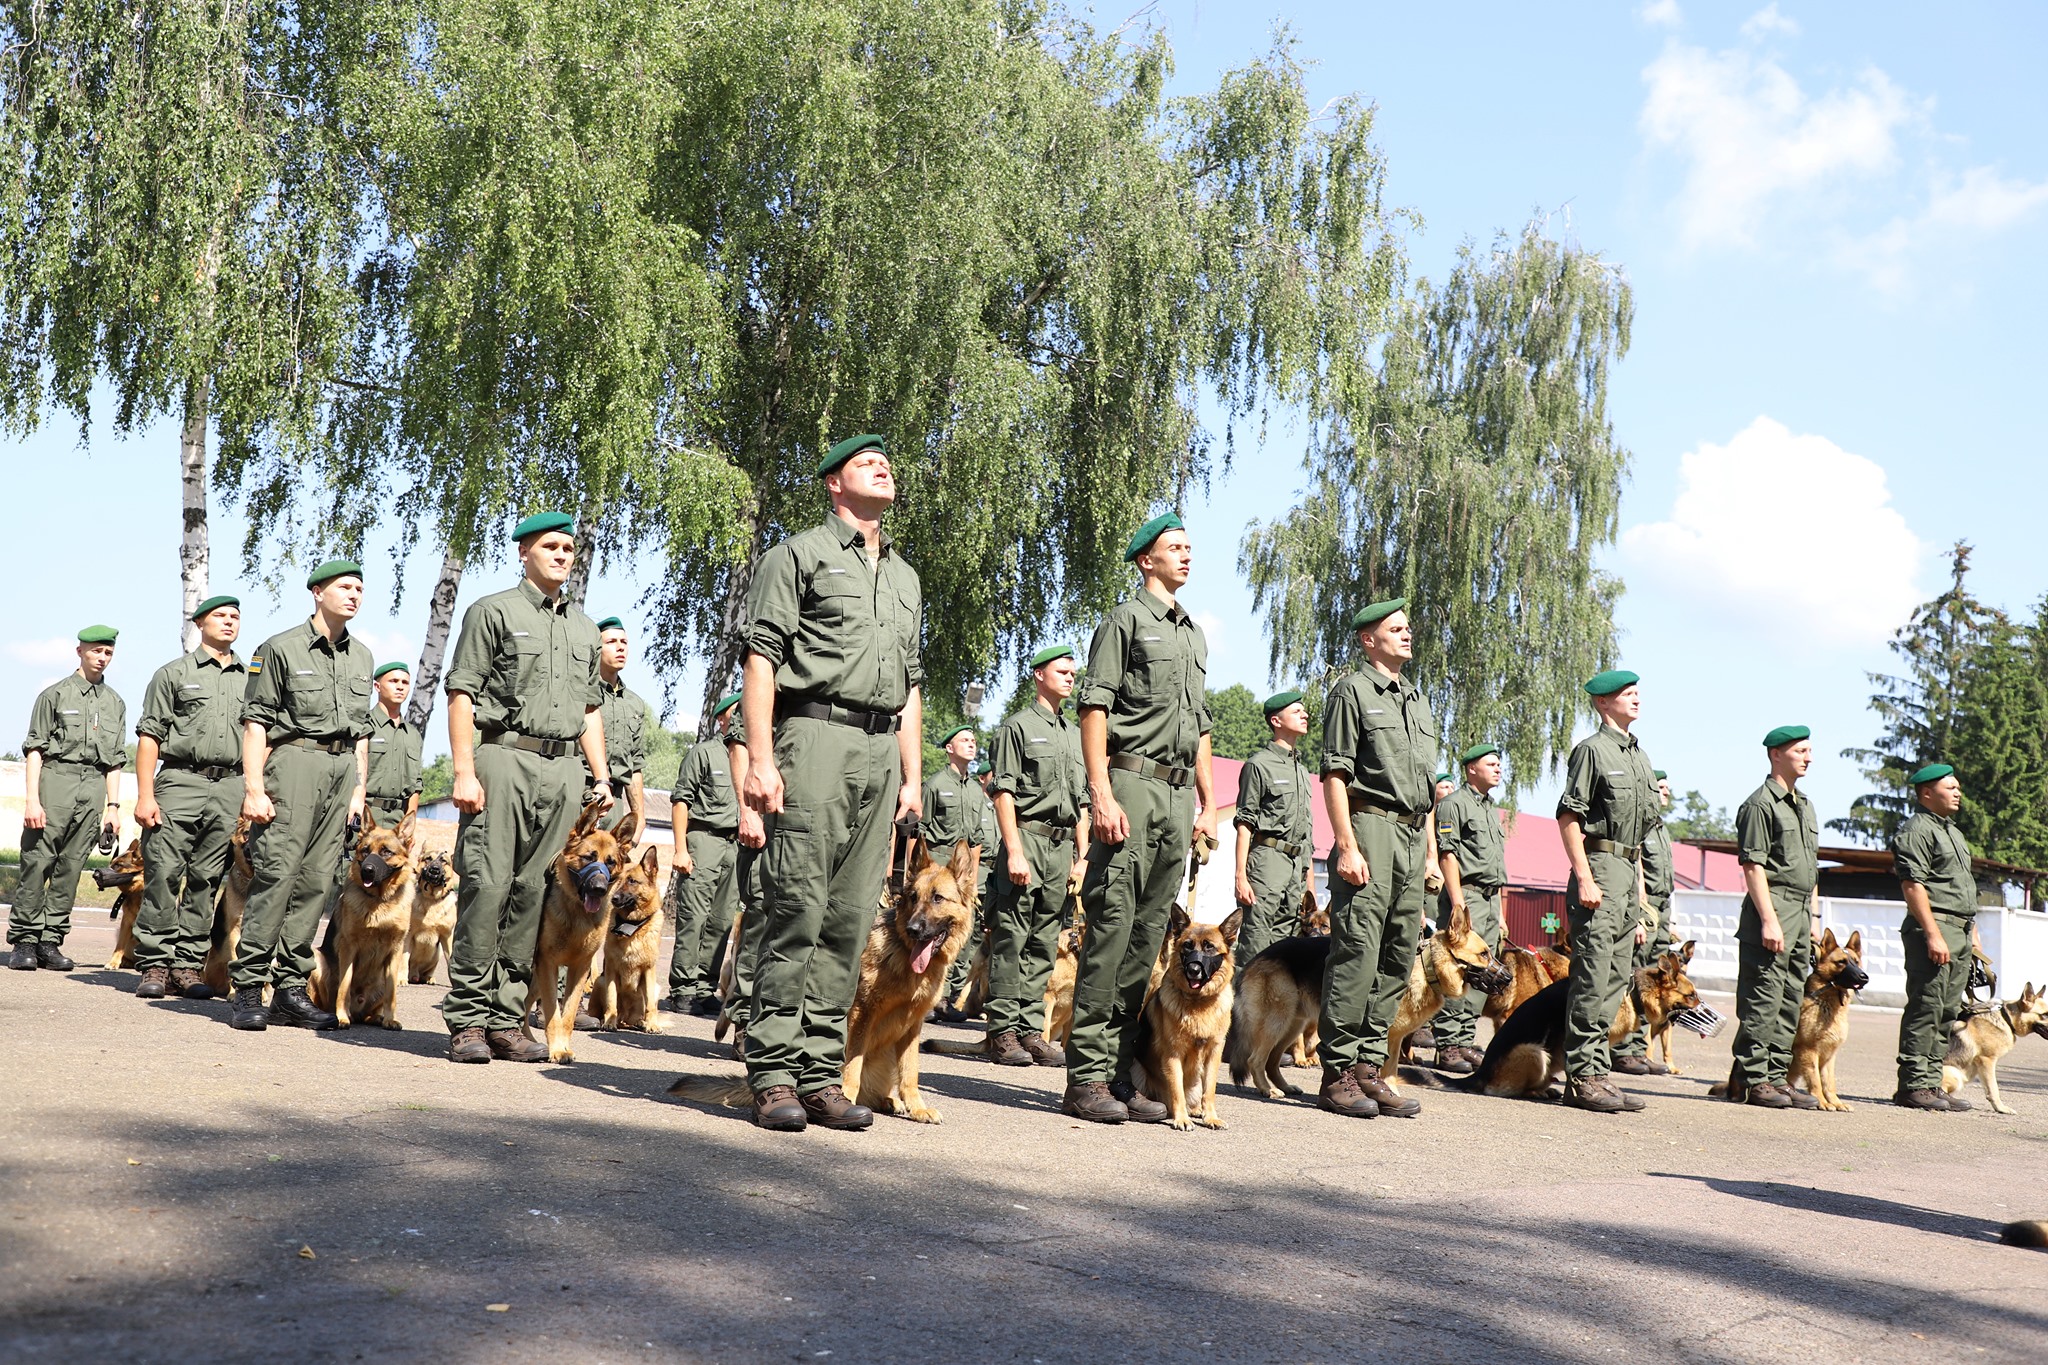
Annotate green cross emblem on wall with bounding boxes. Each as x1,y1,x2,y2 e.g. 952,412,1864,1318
1540,911,1562,935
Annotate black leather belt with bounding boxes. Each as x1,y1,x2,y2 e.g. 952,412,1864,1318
1019,820,1075,840
276,736,353,755
1465,882,1504,896
1357,801,1428,830
694,825,738,841
367,794,410,810
1584,837,1642,862
1108,753,1192,788
480,729,578,758
165,761,238,782
1249,833,1306,858
776,698,900,735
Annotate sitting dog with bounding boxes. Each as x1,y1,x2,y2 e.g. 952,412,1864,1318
844,843,977,1123
1286,886,1330,1069
1384,902,1514,1091
1786,929,1869,1110
527,802,628,1063
1042,902,1086,1049
407,850,459,985
1129,907,1243,1130
1465,946,1705,1100
1944,981,2047,1115
93,839,146,971
200,818,255,998
590,846,666,1032
309,811,418,1029
1484,940,1569,1033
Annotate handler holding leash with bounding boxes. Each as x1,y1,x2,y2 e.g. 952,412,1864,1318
593,616,648,843
1432,742,1508,1075
1232,690,1314,974
1065,513,1216,1125
364,662,424,825
441,513,608,1065
1892,763,1981,1113
666,691,744,1016
740,434,924,1133
1726,727,1821,1109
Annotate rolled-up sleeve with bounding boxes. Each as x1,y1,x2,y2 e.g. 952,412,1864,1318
1892,822,1934,886
1735,797,1771,867
241,647,286,730
904,585,925,692
135,668,176,743
22,688,58,754
743,544,799,667
989,723,1024,798
1320,680,1360,780
443,602,496,700
1076,614,1127,712
1233,760,1267,830
1554,741,1596,820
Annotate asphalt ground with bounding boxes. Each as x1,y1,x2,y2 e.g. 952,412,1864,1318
5,916,2045,1364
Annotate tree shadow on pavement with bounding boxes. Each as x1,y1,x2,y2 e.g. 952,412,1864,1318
1648,1172,2008,1242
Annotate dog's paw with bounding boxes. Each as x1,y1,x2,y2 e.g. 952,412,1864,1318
381,1018,402,1031
549,1048,574,1064
1993,1102,2017,1116
1168,1116,1194,1131
1199,1114,1226,1130
1260,1086,1286,1100
905,1107,943,1125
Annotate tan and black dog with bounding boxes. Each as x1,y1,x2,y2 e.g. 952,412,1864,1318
1383,903,1514,1092
1464,946,1703,1100
844,843,977,1123
1944,981,2048,1115
92,839,146,971
527,802,628,1063
1130,907,1243,1130
309,811,418,1029
590,846,666,1033
1042,904,1086,1049
407,849,459,985
199,817,255,998
1483,940,1570,1035
1786,929,1869,1110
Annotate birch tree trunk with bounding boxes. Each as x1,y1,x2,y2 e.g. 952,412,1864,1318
178,383,210,651
406,546,466,732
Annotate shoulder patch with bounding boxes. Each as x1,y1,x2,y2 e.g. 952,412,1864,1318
248,656,264,675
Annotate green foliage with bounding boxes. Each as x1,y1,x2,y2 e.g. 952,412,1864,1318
420,754,453,803
1206,685,1269,761
1240,224,1632,794
1949,599,2048,873
642,713,694,795
1665,790,1735,844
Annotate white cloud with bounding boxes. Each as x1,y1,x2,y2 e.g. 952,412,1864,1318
349,628,415,669
1637,0,1683,27
1621,417,1924,647
5,637,80,672
1740,4,1799,39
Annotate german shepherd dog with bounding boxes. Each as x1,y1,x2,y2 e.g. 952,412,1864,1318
1464,945,1703,1099
93,839,146,971
309,811,418,1029
1129,907,1243,1130
200,817,255,998
1944,981,2048,1115
843,843,977,1123
527,803,628,1063
1043,905,1086,1048
1483,941,1570,1033
407,850,458,985
1785,929,1869,1110
1384,903,1514,1092
590,846,665,1032
1285,886,1330,1069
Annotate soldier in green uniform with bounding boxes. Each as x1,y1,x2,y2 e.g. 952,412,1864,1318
1432,743,1509,1075
592,616,648,843
1555,669,1659,1113
1892,763,1982,1112
1612,769,1677,1075
923,724,991,1009
718,724,768,1056
8,625,127,971
1231,690,1314,973
1432,773,1455,808
740,434,924,1133
130,597,246,998
440,512,608,1064
364,663,424,825
983,644,1090,1066
1316,599,1438,1120
1065,513,1216,1125
666,691,744,1015
1725,726,1822,1108
229,563,374,1031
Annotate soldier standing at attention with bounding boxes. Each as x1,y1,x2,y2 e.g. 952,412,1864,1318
666,691,744,1016
1555,669,1659,1113
1725,727,1822,1109
8,625,126,971
982,645,1090,1067
131,597,245,999
921,725,988,879
740,434,924,1133
1431,743,1508,1075
364,663,424,825
1065,513,1216,1125
442,513,609,1064
1892,763,1982,1112
1432,773,1455,808
1231,690,1314,974
593,616,648,844
1612,769,1677,1075
229,563,374,1031
717,725,767,1056
1316,600,1437,1120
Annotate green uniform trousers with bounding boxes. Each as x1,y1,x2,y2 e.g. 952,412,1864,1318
722,845,766,1028
1730,894,1812,1086
8,761,105,946
134,769,241,970
1614,893,1676,1059
1069,768,1194,1086
1433,885,1505,1051
232,746,356,991
1562,850,1641,1079
1318,810,1426,1077
1233,842,1310,976
986,826,1075,1038
443,745,584,1032
666,827,739,999
746,718,901,1096
1896,914,1973,1091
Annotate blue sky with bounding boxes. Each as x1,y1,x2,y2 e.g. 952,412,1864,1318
4,1,2044,831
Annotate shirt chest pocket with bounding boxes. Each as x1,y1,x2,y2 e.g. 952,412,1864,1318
1126,636,1180,699
809,575,869,628
501,636,546,692
173,685,209,719
1360,705,1406,755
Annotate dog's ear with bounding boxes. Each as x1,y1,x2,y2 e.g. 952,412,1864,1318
1679,939,1696,963
124,837,141,858
1445,898,1473,941
1818,926,1837,955
1168,903,1190,942
1217,907,1244,947
395,811,416,849
946,837,976,888
640,844,661,878
1845,930,1861,956
572,800,604,837
363,804,382,833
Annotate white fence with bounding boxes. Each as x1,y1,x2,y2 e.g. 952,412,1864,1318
1670,890,2048,1008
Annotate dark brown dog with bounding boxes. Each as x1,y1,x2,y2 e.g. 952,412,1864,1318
309,811,418,1029
1467,946,1702,1099
527,803,627,1063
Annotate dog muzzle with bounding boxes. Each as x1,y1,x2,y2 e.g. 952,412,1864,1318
1840,965,1870,992
574,861,611,914
1671,1004,1727,1038
91,867,132,890
360,852,397,890
1180,949,1226,990
1470,962,1514,995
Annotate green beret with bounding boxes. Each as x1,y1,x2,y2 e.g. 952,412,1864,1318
306,558,363,590
1262,689,1304,716
1909,762,1954,786
936,724,975,747
1653,769,1668,780
1583,669,1639,697
374,661,410,680
1030,644,1076,668
595,616,625,634
1460,744,1500,764
1763,724,1811,749
818,433,885,478
511,511,575,541
190,594,239,621
76,624,118,644
1349,598,1407,631
711,691,743,719
1435,772,1451,785
1124,511,1185,562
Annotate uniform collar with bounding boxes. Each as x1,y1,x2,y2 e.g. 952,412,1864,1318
1464,782,1495,805
1361,664,1409,696
1031,697,1065,723
827,513,892,556
1135,587,1186,623
600,675,626,698
1598,721,1636,748
302,616,354,653
373,710,408,730
517,577,571,614
71,670,105,691
191,646,244,671
1261,740,1298,762
1766,776,1802,803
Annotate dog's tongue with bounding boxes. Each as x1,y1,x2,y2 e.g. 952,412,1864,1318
912,939,939,974
582,891,606,916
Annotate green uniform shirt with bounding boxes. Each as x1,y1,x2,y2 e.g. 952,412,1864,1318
744,515,923,712
24,672,127,770
596,678,648,784
1735,777,1819,898
365,712,424,803
1434,783,1507,889
921,764,991,852
1320,666,1435,813
1234,741,1313,846
988,698,1085,826
443,579,601,741
1555,723,1659,846
241,621,374,742
670,739,739,833
1893,810,1978,917
1077,588,1211,768
1642,821,1675,900
136,649,245,768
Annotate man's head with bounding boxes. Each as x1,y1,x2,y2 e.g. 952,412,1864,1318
513,512,577,594
1263,689,1309,743
1461,744,1502,795
375,662,411,709
307,560,364,622
820,436,896,519
75,625,117,680
1128,514,1192,593
1351,600,1411,672
1584,669,1640,727
1764,726,1812,785
191,595,241,651
1654,769,1672,809
1912,763,1963,818
597,616,629,676
939,724,977,770
1031,645,1079,705
711,691,742,734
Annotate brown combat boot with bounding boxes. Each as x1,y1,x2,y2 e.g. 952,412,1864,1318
1022,1034,1066,1067
1109,1080,1168,1124
1746,1081,1794,1110
1061,1081,1128,1124
983,1030,1033,1066
1893,1087,1948,1111
752,1085,807,1132
1352,1063,1420,1118
486,1029,548,1062
135,966,170,999
1941,1091,1974,1112
1563,1074,1627,1113
1317,1070,1379,1118
1611,1054,1653,1076
169,967,216,1000
1785,1085,1820,1111
447,1027,490,1064
800,1084,874,1131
